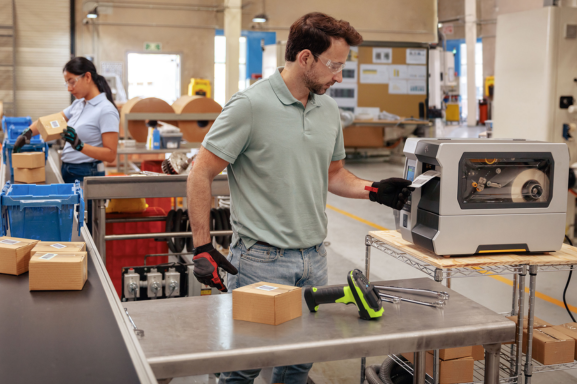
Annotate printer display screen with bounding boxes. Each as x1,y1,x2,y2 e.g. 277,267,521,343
458,153,553,208
406,166,415,182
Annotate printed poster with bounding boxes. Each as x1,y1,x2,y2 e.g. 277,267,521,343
360,64,389,84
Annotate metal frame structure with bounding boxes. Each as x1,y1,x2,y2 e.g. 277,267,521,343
364,234,577,384
83,173,231,264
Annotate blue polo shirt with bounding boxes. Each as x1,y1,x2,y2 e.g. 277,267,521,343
61,93,119,164
202,68,345,249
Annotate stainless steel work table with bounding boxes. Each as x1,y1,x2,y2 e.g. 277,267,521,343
0,149,157,383
125,277,516,382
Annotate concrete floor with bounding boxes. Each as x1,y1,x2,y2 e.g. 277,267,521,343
175,125,577,384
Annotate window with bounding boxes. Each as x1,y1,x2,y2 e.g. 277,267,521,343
214,36,247,107
127,53,181,104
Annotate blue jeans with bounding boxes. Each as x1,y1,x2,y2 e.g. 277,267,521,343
219,239,328,384
61,162,105,233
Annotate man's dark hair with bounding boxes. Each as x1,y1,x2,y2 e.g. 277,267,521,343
285,12,363,62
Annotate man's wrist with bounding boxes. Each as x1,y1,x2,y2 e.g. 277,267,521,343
369,181,379,202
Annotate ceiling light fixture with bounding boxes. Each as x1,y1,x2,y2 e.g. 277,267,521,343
87,7,98,19
252,0,267,23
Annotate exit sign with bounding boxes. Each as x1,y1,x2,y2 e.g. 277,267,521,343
144,42,162,51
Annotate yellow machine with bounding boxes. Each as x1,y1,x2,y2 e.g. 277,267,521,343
445,103,460,122
188,78,211,98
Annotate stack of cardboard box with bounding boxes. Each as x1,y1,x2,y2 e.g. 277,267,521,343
402,346,479,384
0,237,87,291
11,152,45,184
506,315,576,365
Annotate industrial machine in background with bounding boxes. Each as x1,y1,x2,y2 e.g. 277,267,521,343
428,46,457,111
493,4,577,240
395,138,569,255
188,78,211,98
262,42,286,79
103,73,127,103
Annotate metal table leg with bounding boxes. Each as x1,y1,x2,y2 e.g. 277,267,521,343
515,266,527,378
524,265,538,384
361,235,373,384
431,268,444,384
96,199,107,264
484,343,501,384
413,352,426,384
511,274,519,316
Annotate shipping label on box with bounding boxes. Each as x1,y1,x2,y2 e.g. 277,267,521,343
11,152,45,169
29,252,88,291
522,327,575,365
552,323,577,360
232,282,302,325
37,113,67,142
32,241,86,256
0,236,40,275
14,167,45,184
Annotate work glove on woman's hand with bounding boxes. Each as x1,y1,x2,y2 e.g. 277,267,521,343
368,178,413,210
61,126,84,151
13,128,33,153
193,243,238,292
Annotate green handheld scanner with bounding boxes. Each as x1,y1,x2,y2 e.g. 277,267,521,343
304,269,384,320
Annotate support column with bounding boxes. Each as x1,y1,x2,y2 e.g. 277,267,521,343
224,0,241,102
465,0,477,126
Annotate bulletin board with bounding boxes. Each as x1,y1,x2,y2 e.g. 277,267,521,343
356,43,429,119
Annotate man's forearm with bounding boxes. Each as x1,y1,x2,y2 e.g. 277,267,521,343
187,170,213,247
328,167,373,199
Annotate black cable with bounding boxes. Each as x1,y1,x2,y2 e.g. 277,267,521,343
563,235,576,322
165,210,177,253
173,209,185,253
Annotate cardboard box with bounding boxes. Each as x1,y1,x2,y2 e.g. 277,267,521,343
29,252,88,291
0,237,40,275
427,346,472,360
11,152,45,169
402,352,474,384
14,167,45,184
232,282,302,325
32,241,86,255
507,315,552,329
552,323,577,360
37,113,66,141
522,327,575,365
471,345,485,360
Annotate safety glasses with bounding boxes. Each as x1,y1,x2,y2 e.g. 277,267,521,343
64,74,85,88
314,54,345,74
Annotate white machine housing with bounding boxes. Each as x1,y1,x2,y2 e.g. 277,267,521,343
395,138,569,255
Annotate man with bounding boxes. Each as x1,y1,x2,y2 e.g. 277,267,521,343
187,12,412,384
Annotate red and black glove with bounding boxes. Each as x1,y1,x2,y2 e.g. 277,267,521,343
193,243,238,292
367,178,413,210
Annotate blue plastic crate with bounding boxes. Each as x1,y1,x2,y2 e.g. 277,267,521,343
0,181,85,241
2,139,49,182
1,116,43,144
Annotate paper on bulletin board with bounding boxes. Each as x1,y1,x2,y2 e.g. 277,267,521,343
328,82,358,108
406,48,427,64
389,65,408,80
408,65,427,79
408,80,427,95
360,64,389,84
342,61,358,83
372,47,392,63
388,80,408,94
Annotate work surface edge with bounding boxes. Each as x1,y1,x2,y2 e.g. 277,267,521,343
369,230,577,267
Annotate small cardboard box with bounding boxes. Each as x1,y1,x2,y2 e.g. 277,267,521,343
11,152,44,169
232,282,302,325
37,113,66,141
29,252,88,291
552,323,577,360
402,352,474,384
14,167,45,184
32,241,86,255
427,346,472,360
507,315,552,329
522,327,575,365
472,345,485,361
0,237,40,275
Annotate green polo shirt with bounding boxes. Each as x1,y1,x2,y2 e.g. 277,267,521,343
202,68,345,249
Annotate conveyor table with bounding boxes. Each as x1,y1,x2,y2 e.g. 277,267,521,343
125,277,516,383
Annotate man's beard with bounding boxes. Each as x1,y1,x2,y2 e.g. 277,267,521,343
303,68,333,95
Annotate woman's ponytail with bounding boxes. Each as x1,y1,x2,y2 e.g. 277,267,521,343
63,57,116,106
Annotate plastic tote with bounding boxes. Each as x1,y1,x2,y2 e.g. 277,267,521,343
2,116,48,182
0,181,85,241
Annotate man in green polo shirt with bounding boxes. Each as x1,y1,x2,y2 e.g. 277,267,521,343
187,12,412,384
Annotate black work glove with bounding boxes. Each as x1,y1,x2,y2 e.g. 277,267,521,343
193,243,238,292
14,128,33,153
61,126,84,151
368,178,413,210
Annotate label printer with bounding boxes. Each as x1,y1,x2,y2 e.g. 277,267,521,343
395,138,569,255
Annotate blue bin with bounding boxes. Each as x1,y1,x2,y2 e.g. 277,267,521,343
0,181,85,241
2,116,43,144
2,140,49,182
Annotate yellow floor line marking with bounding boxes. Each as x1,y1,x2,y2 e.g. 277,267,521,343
328,204,577,315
